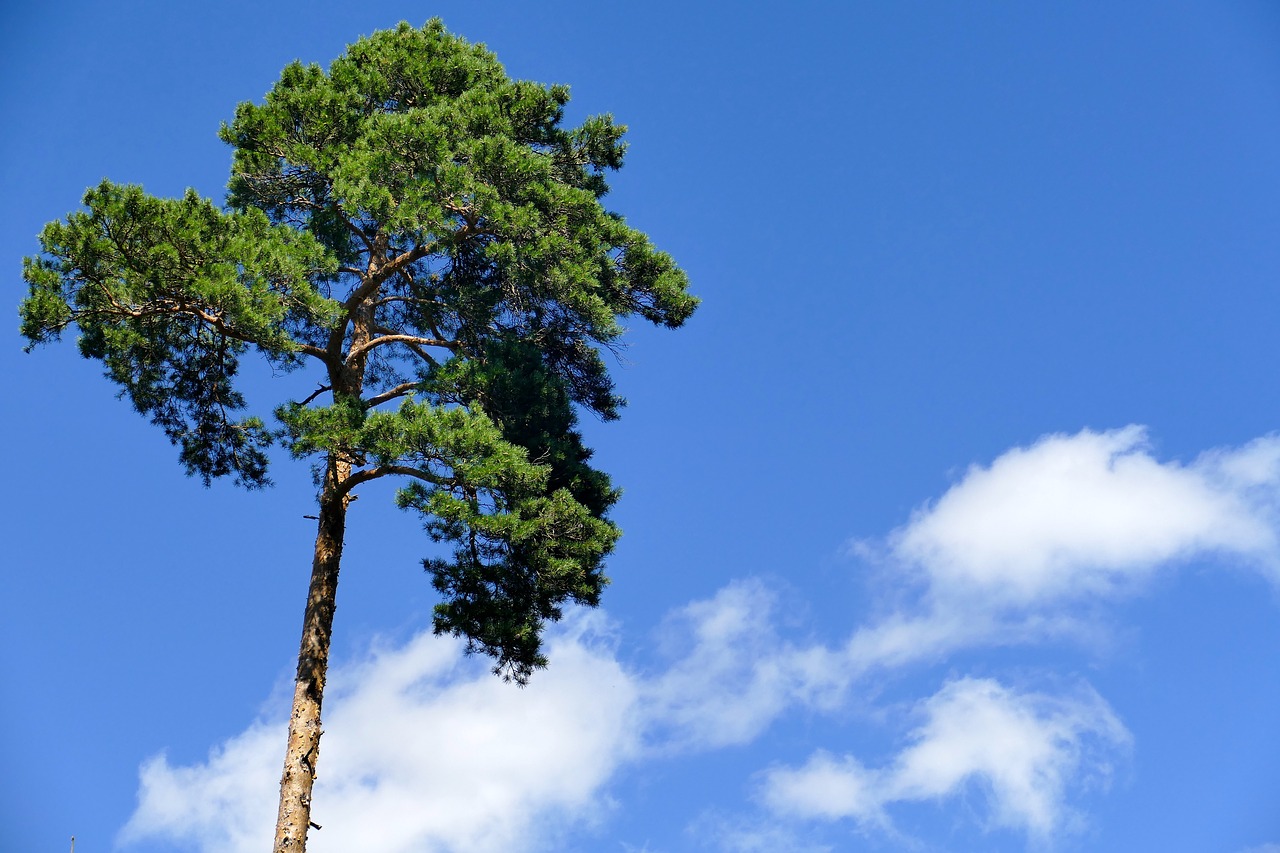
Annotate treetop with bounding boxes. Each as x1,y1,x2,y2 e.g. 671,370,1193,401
19,18,696,677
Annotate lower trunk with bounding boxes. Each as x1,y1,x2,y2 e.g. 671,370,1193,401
273,459,348,852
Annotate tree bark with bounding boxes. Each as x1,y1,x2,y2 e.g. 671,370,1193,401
273,454,350,852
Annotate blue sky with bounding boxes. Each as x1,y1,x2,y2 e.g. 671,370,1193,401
4,2,1280,851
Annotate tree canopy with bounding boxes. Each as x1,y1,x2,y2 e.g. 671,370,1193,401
20,19,696,680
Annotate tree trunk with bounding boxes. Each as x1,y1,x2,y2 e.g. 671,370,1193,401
273,454,350,852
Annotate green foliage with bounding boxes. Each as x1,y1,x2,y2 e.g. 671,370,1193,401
19,19,694,674
423,338,619,515
219,19,696,413
21,181,337,486
408,484,618,682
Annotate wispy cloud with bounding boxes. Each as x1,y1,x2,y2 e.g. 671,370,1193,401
119,583,850,853
119,591,1129,853
761,677,1130,839
121,719,280,853
120,427,1280,852
688,811,835,853
641,580,843,752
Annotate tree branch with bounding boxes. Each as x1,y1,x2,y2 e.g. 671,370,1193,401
193,307,330,362
338,210,374,252
382,242,436,280
373,294,444,308
300,384,332,406
339,463,446,496
401,339,442,369
345,333,458,364
342,241,438,313
363,382,419,409
73,294,331,364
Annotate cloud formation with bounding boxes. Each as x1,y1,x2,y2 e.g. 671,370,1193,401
641,580,844,752
121,595,1130,853
761,678,1130,838
892,426,1279,602
119,582,864,853
847,427,1280,668
122,616,640,853
121,427,1280,852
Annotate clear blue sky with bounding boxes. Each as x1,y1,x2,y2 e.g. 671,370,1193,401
4,2,1280,851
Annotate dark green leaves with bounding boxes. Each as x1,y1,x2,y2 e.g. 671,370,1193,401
278,387,620,681
419,485,617,683
383,401,618,682
424,339,619,514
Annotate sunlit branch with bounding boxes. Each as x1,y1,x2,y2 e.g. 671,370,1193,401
363,382,419,408
339,462,447,495
346,333,458,364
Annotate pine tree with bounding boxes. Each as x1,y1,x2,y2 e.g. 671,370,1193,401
20,20,695,851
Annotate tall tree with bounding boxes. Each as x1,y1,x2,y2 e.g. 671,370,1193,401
20,20,695,851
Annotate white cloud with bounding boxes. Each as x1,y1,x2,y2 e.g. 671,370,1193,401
117,596,1124,853
688,811,835,853
761,752,883,824
762,677,1130,839
122,614,641,853
121,427,1280,852
122,603,1132,852
893,426,1277,602
118,584,851,853
313,622,640,852
641,580,843,752
846,427,1280,668
641,580,789,750
120,721,281,852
